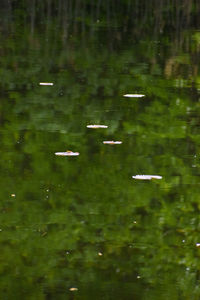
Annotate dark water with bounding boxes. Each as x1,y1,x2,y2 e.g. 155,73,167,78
1,2,200,299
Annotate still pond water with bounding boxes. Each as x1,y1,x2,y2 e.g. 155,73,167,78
1,3,200,299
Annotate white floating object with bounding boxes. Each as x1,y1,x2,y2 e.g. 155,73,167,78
123,94,145,98
196,243,200,247
11,194,16,197
103,141,122,145
55,151,79,156
98,252,103,256
87,125,108,129
69,287,78,291
39,82,54,86
132,175,162,180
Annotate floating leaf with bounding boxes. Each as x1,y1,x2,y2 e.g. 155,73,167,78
69,287,78,291
103,141,122,144
55,151,79,156
39,82,54,86
123,94,145,98
132,175,162,180
87,125,108,128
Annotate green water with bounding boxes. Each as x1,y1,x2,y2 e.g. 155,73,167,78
1,1,200,299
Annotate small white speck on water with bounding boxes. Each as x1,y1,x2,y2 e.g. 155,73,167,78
87,124,108,129
123,94,145,98
103,141,122,145
55,151,79,156
39,82,53,86
196,243,200,247
182,240,185,243
11,194,16,197
69,287,78,291
137,276,141,279
132,175,162,180
133,221,137,224
98,252,103,256
66,251,70,255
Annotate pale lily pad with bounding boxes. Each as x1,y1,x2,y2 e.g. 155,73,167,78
39,82,54,86
87,125,108,128
103,141,122,144
132,175,162,180
123,94,145,98
55,151,79,156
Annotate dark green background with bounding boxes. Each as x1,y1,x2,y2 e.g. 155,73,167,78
1,1,200,299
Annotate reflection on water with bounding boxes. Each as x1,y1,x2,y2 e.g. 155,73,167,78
1,1,200,299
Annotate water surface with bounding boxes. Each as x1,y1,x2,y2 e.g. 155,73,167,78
1,2,200,299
